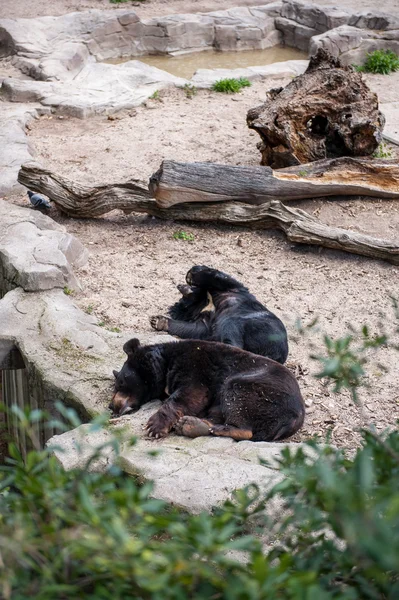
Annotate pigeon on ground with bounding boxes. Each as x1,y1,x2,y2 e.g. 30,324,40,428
27,190,51,210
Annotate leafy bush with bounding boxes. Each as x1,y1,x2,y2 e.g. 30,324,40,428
1,303,398,598
211,77,251,93
355,49,399,74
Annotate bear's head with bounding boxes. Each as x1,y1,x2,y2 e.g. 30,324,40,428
110,338,148,416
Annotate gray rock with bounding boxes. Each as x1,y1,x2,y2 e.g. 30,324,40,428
0,200,88,292
190,59,308,88
381,101,399,146
2,61,189,118
0,102,51,195
0,285,172,420
48,400,308,514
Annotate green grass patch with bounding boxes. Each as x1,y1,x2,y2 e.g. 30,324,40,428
211,77,251,93
373,142,393,158
183,83,197,99
173,230,195,242
355,49,399,74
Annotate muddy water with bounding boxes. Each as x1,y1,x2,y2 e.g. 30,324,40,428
105,46,307,79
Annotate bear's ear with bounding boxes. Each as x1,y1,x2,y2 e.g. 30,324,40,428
113,369,120,379
123,338,141,358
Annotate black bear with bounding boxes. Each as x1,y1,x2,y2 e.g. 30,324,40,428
150,265,289,364
110,338,304,442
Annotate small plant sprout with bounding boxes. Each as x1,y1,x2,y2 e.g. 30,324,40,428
212,77,251,93
85,305,94,314
183,84,197,99
149,90,160,100
63,286,74,296
355,49,399,75
373,142,393,158
298,169,308,177
173,230,195,242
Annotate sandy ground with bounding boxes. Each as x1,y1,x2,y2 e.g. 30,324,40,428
1,0,399,450
3,70,397,450
1,0,399,20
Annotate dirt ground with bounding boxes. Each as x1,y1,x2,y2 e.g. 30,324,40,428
2,0,399,449
1,0,399,20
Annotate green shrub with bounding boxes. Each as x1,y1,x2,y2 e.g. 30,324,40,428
355,49,399,74
211,77,251,93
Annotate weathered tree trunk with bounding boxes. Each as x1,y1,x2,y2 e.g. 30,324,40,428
247,49,385,168
18,162,151,218
18,162,399,265
150,158,399,208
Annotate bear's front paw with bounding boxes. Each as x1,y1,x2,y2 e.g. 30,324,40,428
145,412,170,439
149,315,169,331
177,284,193,297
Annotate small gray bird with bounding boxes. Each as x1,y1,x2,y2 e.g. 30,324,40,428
27,190,51,210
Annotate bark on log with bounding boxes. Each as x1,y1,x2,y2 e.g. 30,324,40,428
149,158,399,208
18,162,151,218
247,49,385,168
18,162,399,265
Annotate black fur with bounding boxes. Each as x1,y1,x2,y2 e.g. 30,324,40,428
152,266,289,364
110,338,304,442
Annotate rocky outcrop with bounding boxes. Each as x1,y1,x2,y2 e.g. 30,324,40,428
0,102,52,195
49,400,308,514
0,199,87,292
0,6,282,81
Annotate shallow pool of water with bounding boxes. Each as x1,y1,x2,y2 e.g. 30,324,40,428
105,46,307,79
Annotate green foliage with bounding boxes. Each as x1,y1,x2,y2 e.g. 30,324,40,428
312,320,389,403
183,83,197,99
355,49,399,74
63,286,74,296
173,230,195,241
149,90,160,100
298,169,308,177
211,77,251,93
373,142,394,158
85,304,94,314
1,402,399,599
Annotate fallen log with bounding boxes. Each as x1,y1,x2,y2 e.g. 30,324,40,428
149,158,399,208
18,162,151,218
17,162,399,265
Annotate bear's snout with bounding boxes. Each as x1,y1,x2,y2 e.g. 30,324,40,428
110,392,138,416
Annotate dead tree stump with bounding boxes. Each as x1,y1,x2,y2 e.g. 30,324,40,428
247,49,385,168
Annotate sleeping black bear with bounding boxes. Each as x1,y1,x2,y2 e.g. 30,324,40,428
150,265,289,364
110,338,304,442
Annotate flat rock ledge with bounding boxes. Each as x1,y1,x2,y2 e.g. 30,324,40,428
49,400,306,515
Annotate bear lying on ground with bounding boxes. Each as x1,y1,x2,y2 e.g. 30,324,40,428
110,338,304,442
150,265,289,364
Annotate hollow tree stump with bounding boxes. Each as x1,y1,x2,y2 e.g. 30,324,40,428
247,48,385,168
